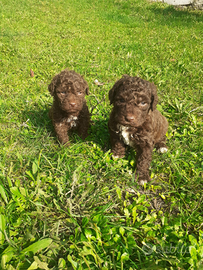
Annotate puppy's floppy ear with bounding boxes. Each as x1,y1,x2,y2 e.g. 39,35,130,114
150,83,158,111
84,81,89,95
86,87,89,95
109,86,115,105
80,77,89,95
109,75,130,105
48,74,59,96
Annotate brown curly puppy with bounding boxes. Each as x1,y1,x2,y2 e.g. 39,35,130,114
48,69,90,146
108,75,168,185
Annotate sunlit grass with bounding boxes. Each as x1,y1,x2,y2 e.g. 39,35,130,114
0,0,202,269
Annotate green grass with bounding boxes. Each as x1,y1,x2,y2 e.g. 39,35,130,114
0,0,203,269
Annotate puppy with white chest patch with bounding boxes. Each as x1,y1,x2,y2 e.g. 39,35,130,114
48,69,90,146
108,75,168,185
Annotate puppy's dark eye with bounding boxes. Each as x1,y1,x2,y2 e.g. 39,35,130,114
57,91,66,95
119,98,125,103
140,101,146,106
77,91,82,95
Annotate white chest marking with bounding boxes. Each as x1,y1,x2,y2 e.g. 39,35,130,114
117,124,134,147
66,116,78,127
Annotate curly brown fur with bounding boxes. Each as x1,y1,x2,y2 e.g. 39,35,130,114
108,75,168,185
48,69,90,146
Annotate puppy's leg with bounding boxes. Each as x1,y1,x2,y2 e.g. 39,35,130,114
155,114,168,153
155,135,168,153
77,105,90,140
77,119,90,140
109,129,126,158
54,122,70,146
135,144,153,185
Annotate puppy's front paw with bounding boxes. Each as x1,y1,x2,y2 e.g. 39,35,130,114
112,154,125,159
63,142,70,147
139,180,148,186
157,147,168,154
59,139,70,147
135,172,151,185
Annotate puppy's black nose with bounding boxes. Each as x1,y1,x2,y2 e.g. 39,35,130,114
126,115,135,122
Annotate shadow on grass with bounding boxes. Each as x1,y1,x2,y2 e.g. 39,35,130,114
103,2,203,28
148,5,203,25
23,107,111,150
24,107,53,132
88,118,111,151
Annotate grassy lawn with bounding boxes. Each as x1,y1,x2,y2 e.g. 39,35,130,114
0,0,203,269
